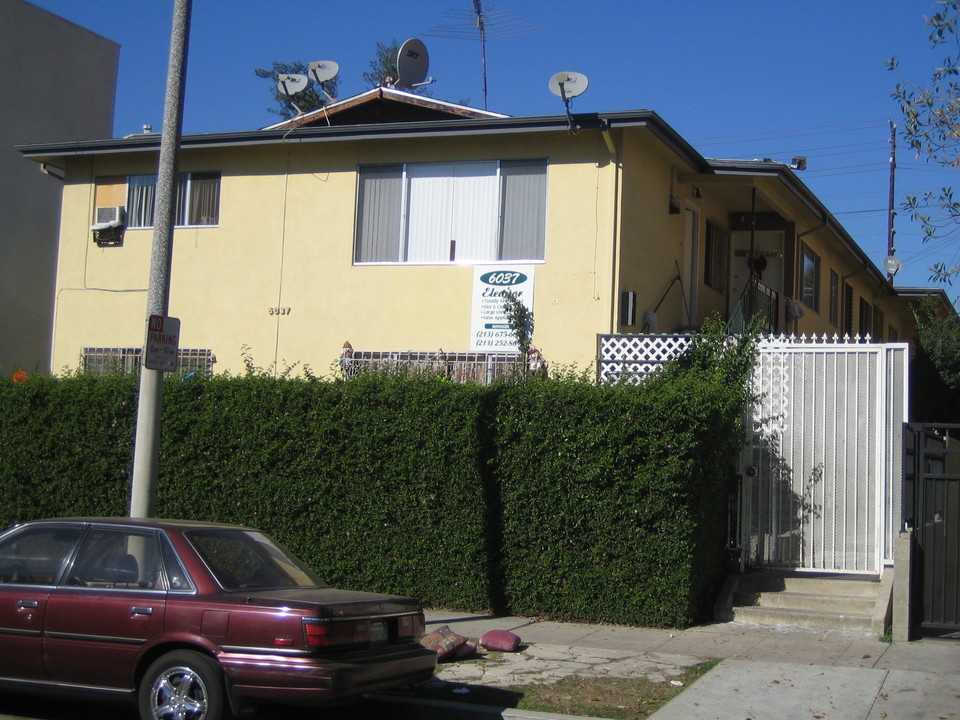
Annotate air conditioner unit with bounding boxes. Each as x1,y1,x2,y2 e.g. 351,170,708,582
91,206,125,231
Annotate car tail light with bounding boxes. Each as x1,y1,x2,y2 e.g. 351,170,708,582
396,612,425,638
302,619,371,647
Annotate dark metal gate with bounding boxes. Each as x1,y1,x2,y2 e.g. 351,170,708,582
905,423,960,631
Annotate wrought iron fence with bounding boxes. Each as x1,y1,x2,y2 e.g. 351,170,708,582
81,347,216,377
340,350,528,385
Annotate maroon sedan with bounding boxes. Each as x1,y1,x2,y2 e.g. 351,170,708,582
0,518,436,719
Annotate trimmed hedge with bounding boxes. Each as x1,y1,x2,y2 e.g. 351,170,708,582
0,328,754,627
156,373,492,609
495,331,754,626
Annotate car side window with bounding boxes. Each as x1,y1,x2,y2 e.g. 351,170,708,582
159,534,193,591
67,529,163,590
0,527,83,585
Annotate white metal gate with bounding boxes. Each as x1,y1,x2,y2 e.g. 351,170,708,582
598,334,909,574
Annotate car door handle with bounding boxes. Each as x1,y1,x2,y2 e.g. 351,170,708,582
17,600,39,609
130,606,153,616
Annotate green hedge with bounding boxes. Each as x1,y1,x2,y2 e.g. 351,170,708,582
494,331,754,626
0,329,754,627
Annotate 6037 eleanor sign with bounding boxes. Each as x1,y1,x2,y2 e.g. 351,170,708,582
469,266,535,352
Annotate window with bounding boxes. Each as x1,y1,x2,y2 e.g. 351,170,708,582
0,526,83,585
843,283,854,336
68,529,163,590
800,243,820,311
873,306,885,342
859,298,873,338
127,172,221,228
828,269,839,327
81,347,216,376
355,159,547,264
703,219,728,291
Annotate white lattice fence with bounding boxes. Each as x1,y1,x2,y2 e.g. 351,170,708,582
597,334,693,384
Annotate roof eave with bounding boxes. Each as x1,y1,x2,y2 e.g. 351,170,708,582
17,110,710,172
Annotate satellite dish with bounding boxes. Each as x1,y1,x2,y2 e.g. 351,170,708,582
549,72,590,134
549,72,589,99
277,73,309,96
308,60,339,84
397,38,429,88
883,255,902,276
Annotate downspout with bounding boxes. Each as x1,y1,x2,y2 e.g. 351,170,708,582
746,187,756,322
603,122,622,335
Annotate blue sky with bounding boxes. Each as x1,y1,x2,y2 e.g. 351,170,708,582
26,0,960,301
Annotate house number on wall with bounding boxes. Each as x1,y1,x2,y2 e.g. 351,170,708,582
268,307,292,316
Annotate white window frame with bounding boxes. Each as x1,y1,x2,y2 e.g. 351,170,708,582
354,159,547,265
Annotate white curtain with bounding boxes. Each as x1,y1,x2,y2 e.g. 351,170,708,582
405,162,498,263
126,175,156,228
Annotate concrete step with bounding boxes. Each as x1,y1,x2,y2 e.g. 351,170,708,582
730,604,874,631
715,571,885,633
736,573,880,598
735,590,877,614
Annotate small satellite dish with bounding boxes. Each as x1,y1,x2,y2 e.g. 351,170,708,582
308,60,339,84
397,38,429,88
277,73,309,96
549,72,589,100
883,255,902,276
549,72,589,134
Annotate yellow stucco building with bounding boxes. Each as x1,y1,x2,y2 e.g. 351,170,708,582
19,89,941,377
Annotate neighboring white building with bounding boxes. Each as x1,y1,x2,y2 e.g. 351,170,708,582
0,0,118,373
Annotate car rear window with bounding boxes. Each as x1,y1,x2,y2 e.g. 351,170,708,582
186,529,326,590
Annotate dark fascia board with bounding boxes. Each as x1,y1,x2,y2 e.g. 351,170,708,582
894,287,958,316
17,109,712,172
708,158,896,293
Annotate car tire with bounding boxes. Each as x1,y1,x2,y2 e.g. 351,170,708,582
138,650,233,720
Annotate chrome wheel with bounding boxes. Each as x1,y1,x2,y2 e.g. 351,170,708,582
139,651,228,720
149,665,208,720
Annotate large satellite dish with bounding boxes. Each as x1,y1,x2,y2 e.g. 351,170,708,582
549,72,589,100
308,60,339,84
277,73,309,96
397,38,429,88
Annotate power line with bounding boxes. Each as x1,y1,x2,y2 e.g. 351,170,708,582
691,118,887,144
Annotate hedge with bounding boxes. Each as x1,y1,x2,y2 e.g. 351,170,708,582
0,327,755,627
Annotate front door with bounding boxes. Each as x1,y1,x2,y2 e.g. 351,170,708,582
906,423,960,632
729,230,784,316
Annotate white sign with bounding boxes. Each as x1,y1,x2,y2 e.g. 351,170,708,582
144,314,180,372
469,267,535,352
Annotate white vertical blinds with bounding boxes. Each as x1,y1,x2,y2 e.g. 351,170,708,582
499,159,547,261
356,159,546,264
355,165,403,262
447,161,499,262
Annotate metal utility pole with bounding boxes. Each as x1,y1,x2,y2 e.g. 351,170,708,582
474,0,489,110
887,120,897,282
130,0,192,518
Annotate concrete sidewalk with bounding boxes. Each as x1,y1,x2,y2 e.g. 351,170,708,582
412,610,960,720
